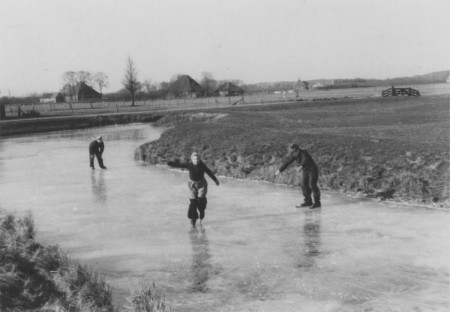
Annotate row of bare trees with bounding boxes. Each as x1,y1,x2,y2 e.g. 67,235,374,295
62,56,245,107
121,57,224,106
62,71,109,101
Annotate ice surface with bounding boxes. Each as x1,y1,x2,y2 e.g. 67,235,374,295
0,124,448,311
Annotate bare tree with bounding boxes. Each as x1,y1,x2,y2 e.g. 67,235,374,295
93,72,109,94
231,79,244,86
62,71,77,102
159,81,170,90
142,79,157,93
77,71,92,86
122,56,141,106
201,71,217,96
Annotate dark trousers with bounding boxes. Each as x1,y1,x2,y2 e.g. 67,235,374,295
90,153,104,168
188,198,207,220
301,167,320,203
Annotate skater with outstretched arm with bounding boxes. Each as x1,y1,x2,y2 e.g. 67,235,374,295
276,143,321,209
89,136,107,169
167,152,220,227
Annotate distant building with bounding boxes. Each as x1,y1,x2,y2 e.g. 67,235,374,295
65,82,102,102
294,79,309,96
40,92,65,104
215,81,244,96
167,75,205,98
309,79,335,89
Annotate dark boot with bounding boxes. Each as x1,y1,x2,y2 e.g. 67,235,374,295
188,199,198,225
310,195,321,209
97,155,107,169
197,197,207,221
297,197,313,208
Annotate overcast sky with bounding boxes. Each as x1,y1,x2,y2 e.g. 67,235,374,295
1,0,449,96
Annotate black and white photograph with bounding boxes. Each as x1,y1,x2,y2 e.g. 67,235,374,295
0,0,449,311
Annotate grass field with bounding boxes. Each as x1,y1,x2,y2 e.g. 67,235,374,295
4,83,448,119
137,94,450,207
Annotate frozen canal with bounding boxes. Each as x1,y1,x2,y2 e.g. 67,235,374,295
0,124,448,311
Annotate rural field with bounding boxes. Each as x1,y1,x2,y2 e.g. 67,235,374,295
138,94,450,207
3,83,449,119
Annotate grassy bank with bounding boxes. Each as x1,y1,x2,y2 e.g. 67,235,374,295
136,95,450,207
0,210,171,312
0,112,163,137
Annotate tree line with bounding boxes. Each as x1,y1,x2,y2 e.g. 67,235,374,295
1,55,448,106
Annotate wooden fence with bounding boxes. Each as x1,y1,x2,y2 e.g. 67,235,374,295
382,87,420,97
0,94,291,119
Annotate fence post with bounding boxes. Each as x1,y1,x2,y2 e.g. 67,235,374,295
0,104,5,120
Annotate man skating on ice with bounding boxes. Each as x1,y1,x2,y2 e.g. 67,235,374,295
89,136,107,169
167,152,219,227
276,143,321,209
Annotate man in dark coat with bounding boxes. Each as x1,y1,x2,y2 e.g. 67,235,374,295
276,143,321,208
89,136,106,169
168,152,220,227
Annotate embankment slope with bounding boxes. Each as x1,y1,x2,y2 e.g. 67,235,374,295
136,96,450,207
0,112,162,137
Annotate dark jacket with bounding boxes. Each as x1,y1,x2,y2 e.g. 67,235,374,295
168,160,219,184
279,149,317,172
89,140,104,155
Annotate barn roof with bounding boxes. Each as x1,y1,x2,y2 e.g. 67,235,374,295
77,82,101,96
168,75,204,94
294,79,309,90
216,81,244,93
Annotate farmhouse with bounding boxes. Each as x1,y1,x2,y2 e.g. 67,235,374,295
215,81,244,96
65,82,102,102
167,75,205,98
40,92,65,104
294,79,309,92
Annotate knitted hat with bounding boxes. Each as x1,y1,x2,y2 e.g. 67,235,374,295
96,136,103,141
190,151,199,158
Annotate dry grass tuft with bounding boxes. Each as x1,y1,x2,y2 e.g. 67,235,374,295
125,283,172,312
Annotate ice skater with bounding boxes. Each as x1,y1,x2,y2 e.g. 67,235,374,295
276,143,321,208
167,152,220,227
89,136,107,169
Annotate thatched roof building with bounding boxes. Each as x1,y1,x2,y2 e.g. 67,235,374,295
167,75,205,98
65,82,102,102
294,79,309,91
215,82,244,96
